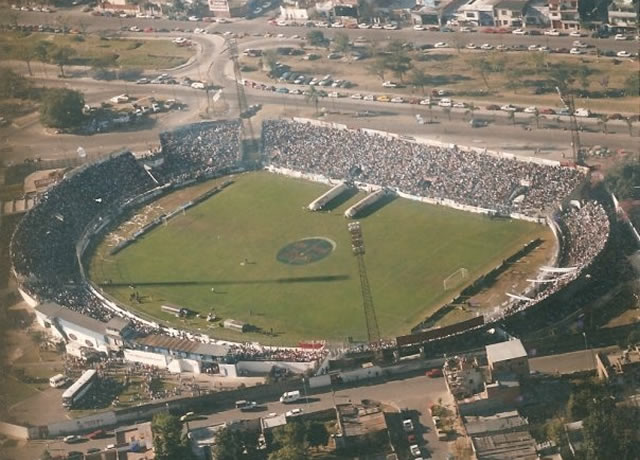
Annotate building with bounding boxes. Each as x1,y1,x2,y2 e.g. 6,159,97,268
188,423,227,458
335,402,388,449
33,302,132,357
279,0,315,20
134,334,228,373
564,420,585,456
608,0,639,31
471,431,538,459
412,0,465,25
486,339,529,380
464,410,529,437
207,0,249,17
493,0,529,27
548,0,581,30
457,0,502,26
444,355,486,399
595,345,640,386
115,422,154,459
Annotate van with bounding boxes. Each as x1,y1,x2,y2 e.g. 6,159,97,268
49,374,67,388
279,390,301,403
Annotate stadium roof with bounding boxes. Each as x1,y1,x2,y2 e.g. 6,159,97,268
136,334,229,357
34,302,107,336
486,339,527,364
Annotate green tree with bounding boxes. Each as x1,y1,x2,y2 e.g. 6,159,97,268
549,65,576,93
51,46,75,77
468,56,492,91
365,58,387,82
333,32,350,53
273,421,306,449
624,72,639,97
0,68,32,99
212,427,244,460
408,66,430,95
306,30,326,47
305,85,320,115
40,88,85,129
384,53,412,82
268,444,307,460
263,49,279,77
305,420,329,448
17,43,35,76
151,413,193,460
626,328,640,347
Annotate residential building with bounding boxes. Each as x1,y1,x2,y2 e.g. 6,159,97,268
335,402,388,449
548,0,581,30
115,422,154,459
486,339,530,380
279,0,315,20
471,431,538,459
457,0,502,26
494,0,529,27
464,410,529,437
207,0,249,17
411,0,466,25
595,345,640,386
608,0,639,31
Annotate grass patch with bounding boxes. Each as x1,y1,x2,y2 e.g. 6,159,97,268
0,31,193,70
90,171,548,345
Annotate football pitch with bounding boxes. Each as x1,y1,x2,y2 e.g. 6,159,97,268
90,171,549,344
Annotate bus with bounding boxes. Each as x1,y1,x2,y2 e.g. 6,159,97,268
49,374,67,388
62,370,98,409
161,304,189,318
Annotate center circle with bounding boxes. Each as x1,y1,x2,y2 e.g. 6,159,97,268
276,237,336,265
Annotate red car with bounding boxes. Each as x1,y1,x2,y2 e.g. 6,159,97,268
539,108,555,114
426,368,443,378
87,429,106,439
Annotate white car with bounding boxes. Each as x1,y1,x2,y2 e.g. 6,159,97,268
528,44,539,51
403,419,415,432
383,23,399,30
217,18,230,23
572,40,588,48
363,94,375,101
569,48,583,55
351,93,363,99
466,43,477,49
500,104,518,112
315,21,328,27
460,26,472,32
574,108,591,117
617,50,632,58
496,44,507,50
538,46,550,52
358,23,371,29
512,28,527,35
614,34,628,41
413,25,425,31
438,98,452,107
285,408,304,417
410,444,422,457
419,98,434,105
390,96,405,103
569,30,584,37
382,81,398,88
331,22,344,28
453,102,466,108
480,43,493,50
371,23,383,29
544,29,561,36
188,16,200,21
434,42,448,48
328,91,342,98
524,106,538,113
276,20,288,26
191,82,205,89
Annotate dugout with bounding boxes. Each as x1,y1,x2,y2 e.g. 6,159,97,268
223,319,248,333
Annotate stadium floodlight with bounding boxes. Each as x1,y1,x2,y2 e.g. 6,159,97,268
347,222,380,344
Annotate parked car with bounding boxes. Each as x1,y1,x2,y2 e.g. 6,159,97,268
617,51,631,58
285,408,304,417
486,104,500,110
544,29,561,36
574,108,591,117
382,81,398,88
569,48,583,55
614,34,628,41
512,28,527,35
64,435,83,444
403,419,415,432
426,368,443,377
410,444,422,457
438,98,453,107
434,42,448,48
480,43,493,50
524,106,538,113
569,30,584,37
500,104,518,112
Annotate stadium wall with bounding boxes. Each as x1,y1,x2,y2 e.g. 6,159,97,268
235,359,316,374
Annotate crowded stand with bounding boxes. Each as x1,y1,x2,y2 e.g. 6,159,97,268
262,120,584,217
225,343,328,363
155,121,242,183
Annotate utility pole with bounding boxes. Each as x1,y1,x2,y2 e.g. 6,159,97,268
556,87,583,164
347,221,381,344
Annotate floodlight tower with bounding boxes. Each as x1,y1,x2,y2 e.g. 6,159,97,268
348,221,381,344
224,39,257,162
556,86,583,164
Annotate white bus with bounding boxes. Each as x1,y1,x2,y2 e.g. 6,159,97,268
49,374,67,388
62,370,98,409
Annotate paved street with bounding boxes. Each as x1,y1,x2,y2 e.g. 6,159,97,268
2,373,452,460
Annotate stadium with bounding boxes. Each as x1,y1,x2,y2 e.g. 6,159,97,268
9,118,612,366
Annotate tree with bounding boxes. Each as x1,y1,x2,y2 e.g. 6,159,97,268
468,56,492,91
533,108,541,129
408,67,429,95
51,46,75,77
268,445,307,460
305,85,320,115
212,427,245,460
151,413,193,460
365,58,387,82
507,111,515,125
385,53,412,82
0,68,32,99
626,117,634,137
263,49,279,77
306,30,326,47
626,328,640,347
305,421,329,448
40,88,85,129
577,65,592,94
333,32,351,53
17,43,35,76
269,422,309,460
33,41,55,78
624,72,639,97
549,65,576,93
597,115,608,135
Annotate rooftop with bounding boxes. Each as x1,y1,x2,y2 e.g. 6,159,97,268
336,403,388,437
136,334,228,357
35,302,107,336
494,0,529,9
486,339,527,364
464,410,528,436
261,413,287,431
472,431,538,459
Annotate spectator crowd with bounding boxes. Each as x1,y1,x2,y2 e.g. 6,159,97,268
262,120,584,217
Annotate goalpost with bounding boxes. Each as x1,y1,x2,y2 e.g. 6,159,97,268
443,267,469,291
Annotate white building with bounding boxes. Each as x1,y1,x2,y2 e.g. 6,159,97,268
280,0,315,20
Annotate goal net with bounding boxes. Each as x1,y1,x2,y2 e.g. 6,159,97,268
443,268,469,291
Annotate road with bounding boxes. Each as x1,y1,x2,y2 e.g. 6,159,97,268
2,373,453,460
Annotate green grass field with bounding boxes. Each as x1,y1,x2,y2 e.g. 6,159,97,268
90,171,548,344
